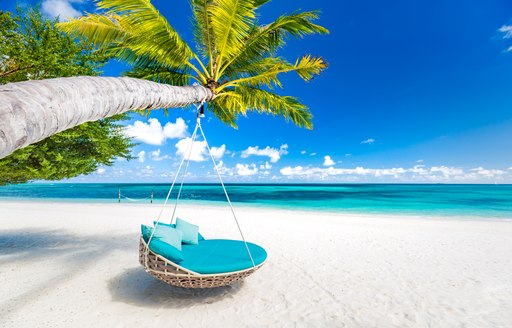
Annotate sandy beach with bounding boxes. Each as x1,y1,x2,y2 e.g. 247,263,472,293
1,201,511,327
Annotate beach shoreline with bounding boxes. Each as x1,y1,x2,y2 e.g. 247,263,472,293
1,201,512,327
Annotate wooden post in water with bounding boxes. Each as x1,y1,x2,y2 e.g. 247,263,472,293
150,191,154,204
118,189,121,203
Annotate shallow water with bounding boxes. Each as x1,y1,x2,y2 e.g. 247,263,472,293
1,183,511,218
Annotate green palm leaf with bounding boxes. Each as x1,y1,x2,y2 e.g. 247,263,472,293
219,55,327,91
219,11,328,77
231,85,313,129
208,0,256,78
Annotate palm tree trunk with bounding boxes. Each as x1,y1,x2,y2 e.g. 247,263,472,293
0,76,213,159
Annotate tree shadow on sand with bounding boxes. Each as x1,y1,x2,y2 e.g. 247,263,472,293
108,267,243,308
0,228,133,316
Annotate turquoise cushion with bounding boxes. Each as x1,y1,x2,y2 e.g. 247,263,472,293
149,238,184,263
141,224,154,243
153,221,205,241
175,218,199,245
153,223,183,251
180,239,267,274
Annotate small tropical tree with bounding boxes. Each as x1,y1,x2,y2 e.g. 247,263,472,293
0,7,133,184
59,0,328,127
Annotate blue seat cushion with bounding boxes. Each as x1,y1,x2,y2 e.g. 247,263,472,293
149,238,184,263
179,239,267,274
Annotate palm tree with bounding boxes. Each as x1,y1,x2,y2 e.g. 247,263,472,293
60,0,328,124
0,77,211,159
0,0,327,159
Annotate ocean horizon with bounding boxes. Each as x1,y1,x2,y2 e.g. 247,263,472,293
1,183,511,218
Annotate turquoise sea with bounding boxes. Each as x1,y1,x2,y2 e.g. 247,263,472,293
0,183,511,218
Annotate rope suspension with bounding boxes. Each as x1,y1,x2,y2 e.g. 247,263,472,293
145,98,256,270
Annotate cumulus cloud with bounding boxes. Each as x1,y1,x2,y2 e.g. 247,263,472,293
210,144,226,160
241,144,288,163
236,163,258,176
42,0,82,20
279,164,509,182
150,149,169,161
216,161,234,176
470,167,504,178
259,162,272,170
125,118,187,146
280,166,406,178
361,138,375,144
300,150,306,154
96,167,106,175
430,166,464,177
175,138,226,162
310,152,317,156
323,155,335,166
137,151,146,163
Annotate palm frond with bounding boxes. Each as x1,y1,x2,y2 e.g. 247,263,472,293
208,93,242,127
219,55,327,91
57,13,131,47
218,11,329,77
233,85,313,129
191,0,215,75
208,0,256,77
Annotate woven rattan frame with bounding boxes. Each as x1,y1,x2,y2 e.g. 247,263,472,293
139,237,264,288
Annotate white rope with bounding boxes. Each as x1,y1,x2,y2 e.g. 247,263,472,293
144,123,199,268
170,122,199,224
144,93,256,271
198,122,256,268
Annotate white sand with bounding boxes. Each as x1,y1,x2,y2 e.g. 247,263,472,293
1,201,511,327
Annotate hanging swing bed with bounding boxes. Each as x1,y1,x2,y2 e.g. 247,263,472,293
139,103,267,288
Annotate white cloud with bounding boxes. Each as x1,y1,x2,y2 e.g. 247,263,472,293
430,166,464,177
278,164,512,182
280,166,406,178
310,152,317,156
210,144,226,160
96,167,106,175
125,118,188,146
361,138,375,144
499,25,512,39
236,163,258,176
175,138,226,162
241,144,288,163
42,0,82,20
470,167,504,178
150,149,169,161
300,150,306,154
137,151,146,163
345,154,352,157
416,159,424,163
323,155,335,166
216,161,234,176
259,162,272,170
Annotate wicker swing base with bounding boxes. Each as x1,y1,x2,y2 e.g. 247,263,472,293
139,237,264,288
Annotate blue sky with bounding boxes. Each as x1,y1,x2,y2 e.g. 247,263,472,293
3,0,512,183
